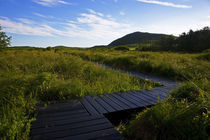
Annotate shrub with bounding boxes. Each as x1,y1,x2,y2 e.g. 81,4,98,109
124,98,209,140
171,82,204,102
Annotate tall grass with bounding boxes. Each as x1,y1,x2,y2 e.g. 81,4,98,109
68,49,210,81
0,49,155,139
65,49,209,139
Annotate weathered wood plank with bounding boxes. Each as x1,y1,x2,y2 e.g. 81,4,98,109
119,92,145,107
58,128,121,140
37,110,88,119
104,93,130,110
133,90,161,103
111,93,137,108
127,91,152,106
80,98,99,115
31,114,104,129
136,91,157,104
32,122,113,140
34,112,89,124
85,96,107,114
101,95,124,111
93,95,116,113
31,117,109,136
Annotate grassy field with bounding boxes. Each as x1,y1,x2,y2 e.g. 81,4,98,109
61,48,210,139
0,47,209,139
0,48,156,139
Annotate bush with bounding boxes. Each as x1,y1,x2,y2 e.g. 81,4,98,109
124,98,209,140
171,82,204,102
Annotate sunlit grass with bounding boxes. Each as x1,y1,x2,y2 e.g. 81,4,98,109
0,48,155,139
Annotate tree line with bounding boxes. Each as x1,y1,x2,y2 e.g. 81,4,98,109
137,27,210,53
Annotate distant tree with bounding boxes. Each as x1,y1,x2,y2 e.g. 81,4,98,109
0,26,11,48
114,46,129,51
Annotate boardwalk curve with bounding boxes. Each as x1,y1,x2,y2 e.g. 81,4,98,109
31,66,178,140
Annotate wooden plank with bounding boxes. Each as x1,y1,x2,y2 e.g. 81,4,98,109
31,117,109,136
129,91,153,106
127,91,151,106
31,114,104,129
135,91,161,102
85,96,107,114
104,93,130,110
31,122,113,140
34,112,89,124
111,93,137,108
101,95,124,111
156,87,171,93
40,108,87,116
133,91,156,104
93,95,116,113
37,110,88,119
144,90,164,100
80,98,99,115
151,88,167,98
116,92,141,107
58,128,121,140
119,92,144,107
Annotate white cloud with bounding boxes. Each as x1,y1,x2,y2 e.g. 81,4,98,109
0,10,134,40
32,0,71,6
137,0,192,8
33,12,54,18
16,18,34,24
207,16,210,19
87,9,104,17
0,17,59,36
120,11,125,16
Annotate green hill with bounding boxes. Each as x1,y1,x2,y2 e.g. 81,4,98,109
108,32,168,46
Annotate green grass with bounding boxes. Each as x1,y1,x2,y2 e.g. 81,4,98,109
0,49,155,139
1,48,209,139
62,48,209,139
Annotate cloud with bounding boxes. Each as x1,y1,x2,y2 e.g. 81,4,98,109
114,0,118,2
33,12,54,18
16,18,34,24
0,17,60,36
87,9,104,17
137,0,192,8
120,11,125,16
0,10,134,40
207,16,210,19
32,0,71,6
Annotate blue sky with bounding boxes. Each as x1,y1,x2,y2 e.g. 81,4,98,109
0,0,210,47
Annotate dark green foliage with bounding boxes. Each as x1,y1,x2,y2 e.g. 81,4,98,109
197,52,210,61
0,26,11,48
124,97,209,140
136,27,210,53
114,46,129,51
177,27,210,52
109,32,168,46
171,82,204,102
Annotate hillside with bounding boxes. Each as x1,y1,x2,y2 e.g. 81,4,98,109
108,32,168,46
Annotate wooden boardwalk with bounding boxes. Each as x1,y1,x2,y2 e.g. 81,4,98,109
31,69,178,140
